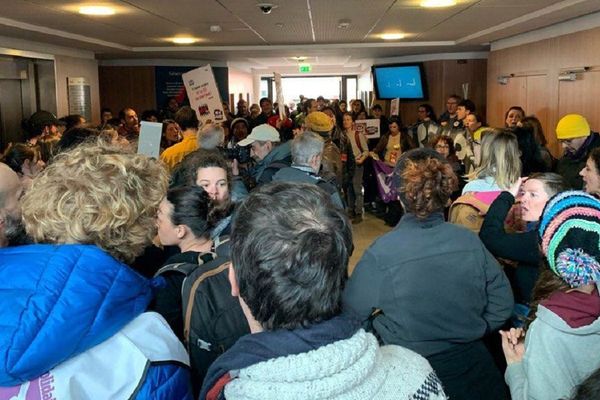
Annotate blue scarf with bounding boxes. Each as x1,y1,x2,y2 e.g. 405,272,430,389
199,314,360,399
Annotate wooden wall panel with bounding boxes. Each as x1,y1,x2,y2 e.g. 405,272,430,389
487,26,600,158
558,70,600,133
99,66,156,116
487,76,527,127
377,58,487,127
526,75,555,154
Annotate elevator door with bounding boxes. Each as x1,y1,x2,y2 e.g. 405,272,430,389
0,78,25,150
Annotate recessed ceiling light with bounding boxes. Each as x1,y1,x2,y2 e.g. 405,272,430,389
291,56,307,61
420,0,457,8
170,37,199,44
78,6,115,16
380,33,405,40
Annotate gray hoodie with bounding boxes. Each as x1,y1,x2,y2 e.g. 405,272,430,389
505,304,600,400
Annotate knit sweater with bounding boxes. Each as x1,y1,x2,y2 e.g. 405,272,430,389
223,329,446,400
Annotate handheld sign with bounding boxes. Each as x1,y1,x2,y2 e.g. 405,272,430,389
354,118,381,140
274,72,285,120
137,121,162,158
182,65,225,126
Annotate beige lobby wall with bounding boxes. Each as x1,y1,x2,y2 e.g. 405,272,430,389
487,26,600,158
54,55,100,123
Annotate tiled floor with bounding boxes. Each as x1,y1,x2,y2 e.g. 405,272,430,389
348,212,393,275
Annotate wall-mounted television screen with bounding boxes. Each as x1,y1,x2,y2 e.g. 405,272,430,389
372,63,427,100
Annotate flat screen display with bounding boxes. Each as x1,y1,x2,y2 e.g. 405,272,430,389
372,63,427,100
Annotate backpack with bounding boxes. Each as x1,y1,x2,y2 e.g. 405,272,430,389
154,237,249,394
258,160,292,185
448,192,498,234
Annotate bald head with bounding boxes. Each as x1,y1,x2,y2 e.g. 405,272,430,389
0,163,24,247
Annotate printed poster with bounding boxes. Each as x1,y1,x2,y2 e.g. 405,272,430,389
354,118,381,140
182,65,225,126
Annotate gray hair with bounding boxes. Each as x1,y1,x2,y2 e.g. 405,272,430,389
292,131,324,166
198,124,225,150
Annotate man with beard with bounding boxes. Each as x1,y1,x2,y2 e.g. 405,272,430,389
0,163,26,247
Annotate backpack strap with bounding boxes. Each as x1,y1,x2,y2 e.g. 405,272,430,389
182,257,231,345
154,262,198,278
449,193,491,216
212,235,231,257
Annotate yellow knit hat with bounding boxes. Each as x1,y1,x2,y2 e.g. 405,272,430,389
556,114,590,140
304,111,334,133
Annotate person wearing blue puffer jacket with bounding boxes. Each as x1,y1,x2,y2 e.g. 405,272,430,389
0,140,193,399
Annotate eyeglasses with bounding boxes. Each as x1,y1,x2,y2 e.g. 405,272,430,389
435,144,450,149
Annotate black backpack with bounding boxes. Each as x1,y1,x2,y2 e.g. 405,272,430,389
154,237,250,394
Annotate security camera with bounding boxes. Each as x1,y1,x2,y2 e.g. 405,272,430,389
257,3,277,14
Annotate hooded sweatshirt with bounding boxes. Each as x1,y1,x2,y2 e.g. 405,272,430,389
505,289,600,400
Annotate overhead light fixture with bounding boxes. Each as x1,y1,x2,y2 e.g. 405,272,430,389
337,19,351,29
291,56,307,62
420,0,457,8
170,37,199,44
380,33,405,40
210,25,222,32
78,5,116,16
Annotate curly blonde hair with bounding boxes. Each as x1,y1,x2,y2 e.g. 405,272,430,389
21,140,168,263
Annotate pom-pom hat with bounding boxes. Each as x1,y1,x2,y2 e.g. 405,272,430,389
539,191,600,287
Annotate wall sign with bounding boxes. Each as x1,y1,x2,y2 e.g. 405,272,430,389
67,77,91,120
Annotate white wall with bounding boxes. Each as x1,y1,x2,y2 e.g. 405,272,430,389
54,55,100,121
357,70,372,98
228,67,254,105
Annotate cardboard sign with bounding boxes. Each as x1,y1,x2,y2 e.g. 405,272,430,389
274,72,285,119
182,65,225,126
390,98,400,116
354,118,381,139
137,121,163,158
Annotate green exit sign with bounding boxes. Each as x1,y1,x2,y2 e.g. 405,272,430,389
299,64,312,73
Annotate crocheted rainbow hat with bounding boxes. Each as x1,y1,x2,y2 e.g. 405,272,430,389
539,191,600,287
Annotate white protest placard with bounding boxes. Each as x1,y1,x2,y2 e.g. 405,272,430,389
390,98,400,116
137,121,162,158
274,72,285,119
354,118,381,140
182,65,225,126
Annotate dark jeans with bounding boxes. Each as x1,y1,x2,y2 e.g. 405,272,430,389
427,341,509,400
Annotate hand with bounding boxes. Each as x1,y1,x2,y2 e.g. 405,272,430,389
22,158,45,178
508,177,524,198
500,328,525,364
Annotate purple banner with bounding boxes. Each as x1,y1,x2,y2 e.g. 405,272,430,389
373,160,397,203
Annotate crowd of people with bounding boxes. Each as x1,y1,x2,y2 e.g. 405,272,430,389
0,92,599,400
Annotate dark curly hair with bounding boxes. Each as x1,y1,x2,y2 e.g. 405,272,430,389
394,148,458,219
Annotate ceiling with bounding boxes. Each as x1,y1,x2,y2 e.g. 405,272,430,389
0,0,599,70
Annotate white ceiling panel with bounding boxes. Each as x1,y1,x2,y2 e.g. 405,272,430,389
0,0,597,69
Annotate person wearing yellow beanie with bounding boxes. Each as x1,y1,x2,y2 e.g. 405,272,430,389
556,114,600,190
303,111,342,187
